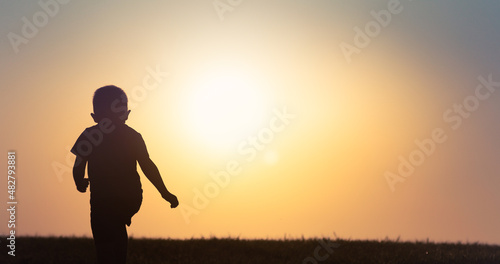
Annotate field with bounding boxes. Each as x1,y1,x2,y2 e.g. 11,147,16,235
1,237,500,264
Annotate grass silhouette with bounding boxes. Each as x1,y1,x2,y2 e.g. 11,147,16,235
2,236,499,264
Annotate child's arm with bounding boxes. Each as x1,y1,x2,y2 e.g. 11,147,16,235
138,157,179,208
73,156,89,193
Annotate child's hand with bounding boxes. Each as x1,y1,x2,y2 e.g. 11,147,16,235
162,193,179,208
76,179,89,193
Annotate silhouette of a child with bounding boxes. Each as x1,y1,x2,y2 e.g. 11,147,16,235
71,85,178,264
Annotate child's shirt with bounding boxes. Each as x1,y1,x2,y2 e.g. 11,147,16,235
71,123,147,209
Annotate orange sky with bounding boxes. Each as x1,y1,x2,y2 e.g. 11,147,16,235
2,0,500,244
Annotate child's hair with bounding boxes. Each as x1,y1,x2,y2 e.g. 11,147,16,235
93,85,128,122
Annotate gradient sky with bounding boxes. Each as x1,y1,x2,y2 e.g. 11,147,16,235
1,0,500,244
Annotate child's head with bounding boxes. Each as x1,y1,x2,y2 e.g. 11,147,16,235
91,85,130,124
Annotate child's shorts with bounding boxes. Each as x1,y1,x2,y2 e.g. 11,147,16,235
90,191,142,227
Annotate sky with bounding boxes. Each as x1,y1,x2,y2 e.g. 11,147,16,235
1,0,500,244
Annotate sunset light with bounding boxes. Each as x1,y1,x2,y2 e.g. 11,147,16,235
182,67,267,151
2,1,500,263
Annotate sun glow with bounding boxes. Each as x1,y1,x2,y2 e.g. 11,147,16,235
183,68,268,152
264,150,279,165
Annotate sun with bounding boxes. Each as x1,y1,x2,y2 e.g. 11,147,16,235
183,68,268,152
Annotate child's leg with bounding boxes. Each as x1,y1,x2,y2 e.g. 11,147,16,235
91,210,128,264
115,223,128,264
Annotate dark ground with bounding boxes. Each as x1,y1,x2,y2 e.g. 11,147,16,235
1,237,500,264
